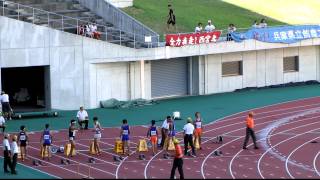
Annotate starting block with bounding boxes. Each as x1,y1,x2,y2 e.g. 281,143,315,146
40,146,50,158
32,160,43,166
88,157,96,164
163,153,170,159
213,150,222,156
214,136,223,144
60,158,70,165
114,140,123,154
89,141,97,155
138,154,146,160
64,143,76,157
137,139,148,152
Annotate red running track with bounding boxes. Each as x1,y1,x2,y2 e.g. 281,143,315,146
1,97,320,179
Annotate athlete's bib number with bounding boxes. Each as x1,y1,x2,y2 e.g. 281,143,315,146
150,130,156,136
196,122,202,128
20,135,26,141
44,135,50,140
123,130,128,135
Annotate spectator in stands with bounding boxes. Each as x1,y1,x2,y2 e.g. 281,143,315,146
252,20,259,28
259,18,268,28
227,23,236,41
167,4,176,32
195,22,203,33
78,24,85,36
77,106,89,130
204,20,215,32
85,23,93,38
91,23,101,40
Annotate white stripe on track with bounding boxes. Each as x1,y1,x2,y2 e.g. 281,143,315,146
285,137,320,178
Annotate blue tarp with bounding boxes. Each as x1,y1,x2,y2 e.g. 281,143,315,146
230,25,320,43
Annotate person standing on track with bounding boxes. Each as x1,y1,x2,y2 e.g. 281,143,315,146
147,120,158,156
170,138,184,179
3,133,12,174
40,124,52,161
0,91,12,120
120,119,130,156
68,119,77,157
164,117,175,156
193,112,203,150
18,125,28,162
0,112,6,134
93,117,102,155
160,116,171,148
10,135,18,175
243,112,259,150
183,118,196,157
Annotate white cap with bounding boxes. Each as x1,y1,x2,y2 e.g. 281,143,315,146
208,20,212,23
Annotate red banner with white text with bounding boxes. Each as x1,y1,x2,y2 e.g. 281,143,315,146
166,31,222,47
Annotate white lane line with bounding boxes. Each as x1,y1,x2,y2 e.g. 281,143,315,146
313,152,320,177
229,113,320,178
257,128,320,179
285,137,320,178
26,147,91,178
28,144,116,177
145,97,320,179
203,105,320,135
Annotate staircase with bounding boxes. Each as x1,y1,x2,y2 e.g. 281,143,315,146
1,0,157,48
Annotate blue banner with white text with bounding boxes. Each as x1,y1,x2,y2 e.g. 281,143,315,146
230,25,320,43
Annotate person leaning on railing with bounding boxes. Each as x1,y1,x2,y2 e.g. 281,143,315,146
227,23,237,41
195,22,203,33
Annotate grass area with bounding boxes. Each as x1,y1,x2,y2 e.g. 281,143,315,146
4,84,320,133
224,0,320,25
122,0,285,37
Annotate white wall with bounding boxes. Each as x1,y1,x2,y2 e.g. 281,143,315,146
203,46,320,94
105,0,133,8
1,16,320,110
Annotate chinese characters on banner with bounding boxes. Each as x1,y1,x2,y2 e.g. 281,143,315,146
231,25,320,44
166,31,222,47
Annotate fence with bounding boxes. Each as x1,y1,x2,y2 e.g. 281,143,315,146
0,0,160,48
76,0,160,47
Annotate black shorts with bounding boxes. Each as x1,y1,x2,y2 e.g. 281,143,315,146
2,102,11,113
20,141,27,147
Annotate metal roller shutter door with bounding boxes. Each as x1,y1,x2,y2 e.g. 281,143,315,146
151,58,188,98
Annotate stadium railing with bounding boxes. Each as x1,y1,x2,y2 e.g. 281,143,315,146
0,0,161,49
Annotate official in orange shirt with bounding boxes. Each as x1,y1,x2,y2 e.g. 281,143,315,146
170,139,184,179
243,112,259,150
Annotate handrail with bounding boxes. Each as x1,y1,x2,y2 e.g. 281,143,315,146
0,0,160,48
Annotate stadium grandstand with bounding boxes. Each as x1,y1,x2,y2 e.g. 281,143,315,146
0,0,320,179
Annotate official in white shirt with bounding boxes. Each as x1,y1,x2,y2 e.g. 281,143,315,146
3,133,12,173
0,113,6,133
160,116,171,148
10,135,18,175
183,118,196,157
77,106,89,130
0,91,12,120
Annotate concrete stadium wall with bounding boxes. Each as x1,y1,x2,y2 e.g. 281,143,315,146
105,0,133,8
200,46,320,94
0,16,320,110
